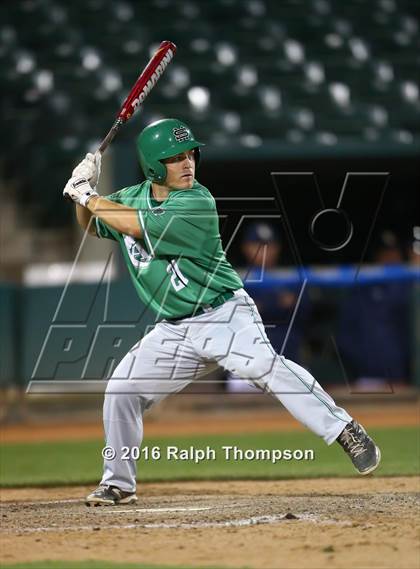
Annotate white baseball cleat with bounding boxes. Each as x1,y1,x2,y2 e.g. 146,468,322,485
85,485,138,506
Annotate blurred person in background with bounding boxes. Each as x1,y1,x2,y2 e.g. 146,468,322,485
226,222,310,392
337,231,411,391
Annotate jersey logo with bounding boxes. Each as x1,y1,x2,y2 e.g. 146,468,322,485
173,126,190,142
123,235,152,269
152,207,165,215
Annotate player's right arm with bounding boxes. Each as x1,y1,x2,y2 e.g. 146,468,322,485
76,203,97,236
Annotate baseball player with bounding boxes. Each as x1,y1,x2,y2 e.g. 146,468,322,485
63,118,381,506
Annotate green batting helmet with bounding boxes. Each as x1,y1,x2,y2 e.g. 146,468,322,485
137,118,205,182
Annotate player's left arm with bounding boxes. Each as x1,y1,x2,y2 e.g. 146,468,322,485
86,196,142,239
63,170,142,238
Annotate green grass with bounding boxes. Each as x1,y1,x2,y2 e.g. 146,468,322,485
0,562,229,569
0,427,418,487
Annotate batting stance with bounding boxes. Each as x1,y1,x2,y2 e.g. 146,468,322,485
63,119,381,506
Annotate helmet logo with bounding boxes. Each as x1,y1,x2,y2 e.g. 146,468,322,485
173,126,190,142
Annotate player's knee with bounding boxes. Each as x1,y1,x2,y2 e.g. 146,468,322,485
104,389,132,414
104,379,158,414
230,353,276,381
103,384,153,423
104,379,134,408
105,378,131,396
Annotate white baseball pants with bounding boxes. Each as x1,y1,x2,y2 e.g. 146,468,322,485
101,289,352,492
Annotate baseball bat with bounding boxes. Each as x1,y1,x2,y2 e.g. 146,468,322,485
98,40,177,154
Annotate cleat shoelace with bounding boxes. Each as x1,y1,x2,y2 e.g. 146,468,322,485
339,427,368,458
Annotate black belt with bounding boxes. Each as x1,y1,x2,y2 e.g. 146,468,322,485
166,290,235,323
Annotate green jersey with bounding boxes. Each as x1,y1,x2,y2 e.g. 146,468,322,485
95,179,243,319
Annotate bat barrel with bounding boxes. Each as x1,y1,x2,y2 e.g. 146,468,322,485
96,41,176,156
118,41,177,123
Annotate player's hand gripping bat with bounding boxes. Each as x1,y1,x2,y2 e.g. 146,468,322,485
64,41,176,202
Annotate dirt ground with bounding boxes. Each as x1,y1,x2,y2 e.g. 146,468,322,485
1,477,419,569
1,401,419,568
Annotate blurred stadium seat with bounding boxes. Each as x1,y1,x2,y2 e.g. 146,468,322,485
0,0,419,226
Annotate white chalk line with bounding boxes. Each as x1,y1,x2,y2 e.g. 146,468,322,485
0,500,213,512
101,506,214,514
2,513,352,534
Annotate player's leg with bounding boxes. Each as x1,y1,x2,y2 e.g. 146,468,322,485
86,321,212,505
190,290,380,474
